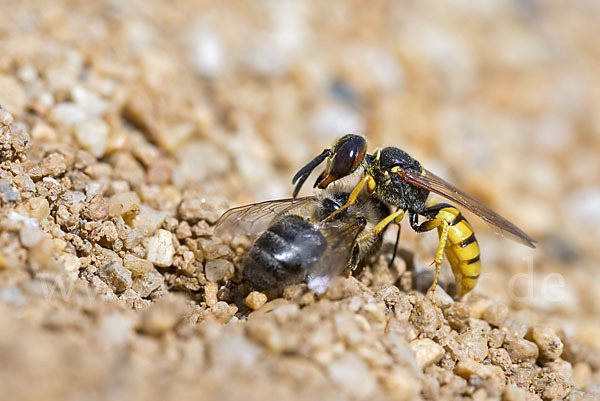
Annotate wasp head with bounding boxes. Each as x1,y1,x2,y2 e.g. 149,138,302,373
292,134,367,197
314,134,367,189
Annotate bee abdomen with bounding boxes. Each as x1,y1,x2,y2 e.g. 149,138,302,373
243,215,327,291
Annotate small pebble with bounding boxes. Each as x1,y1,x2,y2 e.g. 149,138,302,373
0,179,19,201
488,328,506,348
245,291,267,310
457,328,489,362
505,337,540,363
444,302,470,331
327,353,377,399
108,191,141,217
409,296,441,338
204,259,234,282
41,152,67,177
137,296,187,336
75,119,109,157
98,259,132,293
454,359,505,388
84,194,109,221
210,333,262,372
131,207,169,234
0,74,27,117
482,304,509,328
119,288,150,309
540,372,572,400
145,229,175,267
178,192,228,224
96,312,133,347
503,384,542,401
132,268,165,298
198,238,234,260
19,226,45,248
123,254,154,276
526,326,563,360
208,301,237,323
26,197,50,222
204,282,219,307
393,296,412,322
488,347,512,370
429,285,454,309
544,359,572,380
175,221,192,239
571,362,592,389
410,338,445,368
380,367,422,401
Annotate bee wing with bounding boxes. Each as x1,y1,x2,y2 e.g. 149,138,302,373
214,196,320,238
305,220,363,294
399,167,536,248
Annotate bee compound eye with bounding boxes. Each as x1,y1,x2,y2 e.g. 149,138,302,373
331,135,366,178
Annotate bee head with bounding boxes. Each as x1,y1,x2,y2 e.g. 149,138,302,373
318,191,351,220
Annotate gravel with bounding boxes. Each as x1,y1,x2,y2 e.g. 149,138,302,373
0,1,598,401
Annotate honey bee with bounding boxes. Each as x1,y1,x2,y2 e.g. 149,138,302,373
292,134,536,298
214,190,390,293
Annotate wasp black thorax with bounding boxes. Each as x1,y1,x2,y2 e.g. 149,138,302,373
367,147,430,215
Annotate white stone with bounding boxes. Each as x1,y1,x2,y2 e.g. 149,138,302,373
146,229,175,267
75,119,109,157
51,102,87,125
410,338,445,368
19,226,45,248
108,191,140,217
327,353,377,399
123,254,153,276
97,312,133,347
71,85,108,117
190,27,224,77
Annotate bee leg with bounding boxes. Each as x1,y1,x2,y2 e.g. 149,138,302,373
347,245,360,274
322,174,375,222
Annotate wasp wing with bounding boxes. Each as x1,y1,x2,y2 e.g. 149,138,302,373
399,167,536,248
305,220,363,294
214,196,320,238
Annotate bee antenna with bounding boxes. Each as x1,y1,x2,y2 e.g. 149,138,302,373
292,149,330,197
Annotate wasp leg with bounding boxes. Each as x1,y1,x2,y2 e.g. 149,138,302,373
413,213,449,301
322,174,375,222
389,224,401,268
356,209,405,244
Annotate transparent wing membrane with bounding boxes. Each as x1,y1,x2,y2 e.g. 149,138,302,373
400,167,536,247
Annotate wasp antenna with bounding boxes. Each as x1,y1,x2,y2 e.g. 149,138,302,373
292,149,330,197
292,150,329,184
292,173,310,198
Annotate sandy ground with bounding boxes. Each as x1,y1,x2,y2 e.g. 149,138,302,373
0,1,599,400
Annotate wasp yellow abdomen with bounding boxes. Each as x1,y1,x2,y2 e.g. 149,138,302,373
419,204,482,298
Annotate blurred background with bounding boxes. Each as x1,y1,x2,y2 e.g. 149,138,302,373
1,0,599,399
